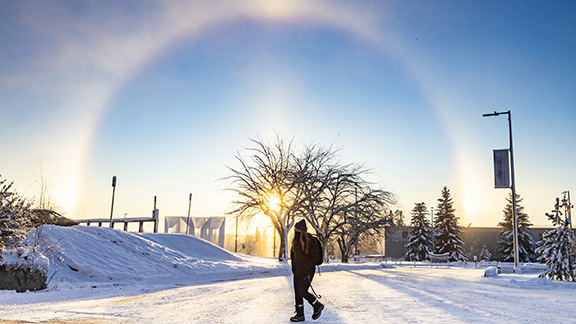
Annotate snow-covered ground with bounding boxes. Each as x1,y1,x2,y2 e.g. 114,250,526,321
1,225,576,323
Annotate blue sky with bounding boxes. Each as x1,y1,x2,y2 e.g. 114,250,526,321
1,1,575,230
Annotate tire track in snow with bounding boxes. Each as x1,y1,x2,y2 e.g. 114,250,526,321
347,268,501,323
316,270,466,323
342,267,576,324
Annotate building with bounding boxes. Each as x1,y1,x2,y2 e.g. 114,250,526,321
164,216,226,248
384,226,552,260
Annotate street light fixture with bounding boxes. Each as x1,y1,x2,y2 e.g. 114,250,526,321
483,110,520,271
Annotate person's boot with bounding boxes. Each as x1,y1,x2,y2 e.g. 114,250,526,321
312,299,324,320
290,304,305,322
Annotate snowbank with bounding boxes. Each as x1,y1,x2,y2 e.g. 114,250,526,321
484,266,497,277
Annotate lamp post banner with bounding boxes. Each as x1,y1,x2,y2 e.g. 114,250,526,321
493,149,510,188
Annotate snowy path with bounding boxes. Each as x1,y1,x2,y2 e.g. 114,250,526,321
2,266,576,323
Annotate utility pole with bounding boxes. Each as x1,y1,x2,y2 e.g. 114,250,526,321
483,110,519,271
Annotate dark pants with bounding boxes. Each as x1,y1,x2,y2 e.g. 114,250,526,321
293,273,316,307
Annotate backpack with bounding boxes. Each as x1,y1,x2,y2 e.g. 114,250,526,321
313,235,324,265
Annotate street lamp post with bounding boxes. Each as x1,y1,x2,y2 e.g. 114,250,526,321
483,110,520,271
235,214,239,253
430,206,435,252
186,193,193,235
109,176,117,228
562,190,572,233
273,226,277,257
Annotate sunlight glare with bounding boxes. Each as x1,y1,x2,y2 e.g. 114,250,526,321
252,0,300,20
460,184,482,228
54,181,78,216
266,191,282,213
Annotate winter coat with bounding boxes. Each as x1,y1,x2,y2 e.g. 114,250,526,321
290,231,320,276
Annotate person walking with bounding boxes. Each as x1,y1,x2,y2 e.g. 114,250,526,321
290,219,324,322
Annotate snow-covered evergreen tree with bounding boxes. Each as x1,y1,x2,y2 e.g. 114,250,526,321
536,198,576,281
0,177,35,248
468,240,492,262
386,209,405,227
478,245,492,262
404,202,433,261
497,192,538,262
433,186,466,261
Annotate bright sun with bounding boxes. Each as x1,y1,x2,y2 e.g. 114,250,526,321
266,192,282,213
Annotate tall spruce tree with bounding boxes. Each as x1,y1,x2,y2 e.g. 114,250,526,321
497,192,538,262
536,197,576,281
433,186,466,261
404,202,433,261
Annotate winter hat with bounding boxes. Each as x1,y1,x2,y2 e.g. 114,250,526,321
295,219,307,231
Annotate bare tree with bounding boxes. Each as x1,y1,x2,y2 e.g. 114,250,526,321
288,147,343,261
33,168,63,213
226,136,333,261
300,161,395,263
226,135,396,262
334,187,395,262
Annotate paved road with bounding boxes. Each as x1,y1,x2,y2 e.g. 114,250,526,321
1,267,575,323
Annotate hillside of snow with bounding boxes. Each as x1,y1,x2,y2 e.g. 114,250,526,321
30,225,288,289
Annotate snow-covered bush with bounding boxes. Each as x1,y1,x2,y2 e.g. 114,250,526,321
0,176,50,291
0,176,36,248
0,245,49,292
0,246,49,275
